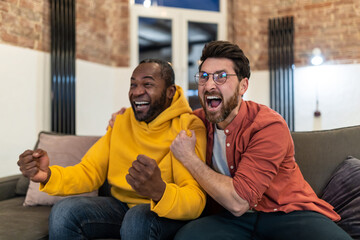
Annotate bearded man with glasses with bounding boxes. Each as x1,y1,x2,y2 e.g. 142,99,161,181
170,41,352,240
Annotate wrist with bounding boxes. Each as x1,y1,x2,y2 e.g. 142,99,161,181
152,181,166,202
42,168,51,185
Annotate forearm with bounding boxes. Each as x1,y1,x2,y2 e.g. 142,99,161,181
150,180,206,220
182,155,250,216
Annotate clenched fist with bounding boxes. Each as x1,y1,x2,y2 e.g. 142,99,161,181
170,130,197,166
17,149,51,184
126,154,165,202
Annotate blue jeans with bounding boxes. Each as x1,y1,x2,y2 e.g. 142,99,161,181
174,210,352,240
49,196,187,240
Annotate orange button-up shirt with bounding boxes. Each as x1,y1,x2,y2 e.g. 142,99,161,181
194,101,340,221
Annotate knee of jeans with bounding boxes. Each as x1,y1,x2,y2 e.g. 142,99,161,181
121,204,156,238
49,197,83,227
123,204,152,225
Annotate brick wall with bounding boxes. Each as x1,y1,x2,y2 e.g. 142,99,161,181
0,0,50,52
1,0,359,69
0,0,129,67
76,0,129,67
228,0,360,70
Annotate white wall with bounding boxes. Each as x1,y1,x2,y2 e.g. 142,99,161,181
244,70,270,107
0,43,131,178
1,43,360,177
0,44,50,177
245,64,360,132
294,64,360,131
76,60,131,136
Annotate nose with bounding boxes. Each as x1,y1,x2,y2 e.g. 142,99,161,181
203,74,217,90
132,85,146,96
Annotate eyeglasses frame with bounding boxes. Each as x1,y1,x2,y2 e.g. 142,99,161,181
194,71,238,86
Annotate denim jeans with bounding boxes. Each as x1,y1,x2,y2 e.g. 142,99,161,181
174,210,352,240
49,196,187,240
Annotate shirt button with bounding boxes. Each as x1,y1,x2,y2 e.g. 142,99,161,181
225,129,229,133
230,165,234,169
273,208,278,211
226,143,230,147
254,204,257,207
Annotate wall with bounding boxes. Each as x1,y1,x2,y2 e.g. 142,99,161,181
0,0,130,66
0,0,50,52
228,0,360,131
244,70,270,106
0,44,50,177
76,0,129,66
76,60,131,136
0,0,131,177
245,65,360,131
228,0,360,70
0,43,131,177
294,64,360,131
4,0,358,70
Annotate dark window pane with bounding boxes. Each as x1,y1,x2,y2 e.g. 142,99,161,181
138,17,172,63
188,22,217,110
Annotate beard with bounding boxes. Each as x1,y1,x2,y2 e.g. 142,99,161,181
132,89,168,123
199,84,240,124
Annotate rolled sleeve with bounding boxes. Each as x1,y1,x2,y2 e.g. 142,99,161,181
232,121,290,208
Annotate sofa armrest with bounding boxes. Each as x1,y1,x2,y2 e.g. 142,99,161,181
0,174,22,201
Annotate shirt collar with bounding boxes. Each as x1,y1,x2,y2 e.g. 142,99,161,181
221,101,248,134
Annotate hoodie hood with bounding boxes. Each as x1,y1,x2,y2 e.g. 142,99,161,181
129,85,192,131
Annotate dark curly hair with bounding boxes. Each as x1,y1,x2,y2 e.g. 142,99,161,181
199,41,251,80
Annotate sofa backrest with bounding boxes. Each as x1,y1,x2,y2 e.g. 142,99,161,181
291,125,360,197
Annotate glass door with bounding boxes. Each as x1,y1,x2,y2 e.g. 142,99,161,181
187,22,218,110
131,1,226,108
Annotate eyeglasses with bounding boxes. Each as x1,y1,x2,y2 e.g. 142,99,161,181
194,71,237,86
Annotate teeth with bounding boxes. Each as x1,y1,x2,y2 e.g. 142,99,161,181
206,96,221,100
135,101,149,105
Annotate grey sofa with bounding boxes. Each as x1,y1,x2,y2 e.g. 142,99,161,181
1,126,360,240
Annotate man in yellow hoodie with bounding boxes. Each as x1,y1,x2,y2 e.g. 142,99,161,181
17,59,207,240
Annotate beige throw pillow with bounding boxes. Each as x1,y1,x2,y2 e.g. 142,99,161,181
23,132,101,206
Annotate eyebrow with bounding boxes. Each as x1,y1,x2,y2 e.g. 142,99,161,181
131,75,156,81
200,69,227,74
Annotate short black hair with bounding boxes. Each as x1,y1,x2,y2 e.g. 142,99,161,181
139,59,175,87
199,41,251,80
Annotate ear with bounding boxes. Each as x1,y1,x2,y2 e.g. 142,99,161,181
166,85,176,99
239,78,249,97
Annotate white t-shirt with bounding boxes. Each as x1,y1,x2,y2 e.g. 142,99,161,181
212,126,231,176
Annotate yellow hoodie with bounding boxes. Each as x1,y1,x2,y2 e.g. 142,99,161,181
41,86,207,220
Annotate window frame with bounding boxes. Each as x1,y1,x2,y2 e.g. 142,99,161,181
130,1,227,95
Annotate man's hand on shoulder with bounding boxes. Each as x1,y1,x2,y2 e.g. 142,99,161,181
126,154,166,202
17,149,51,184
106,107,126,130
170,130,198,167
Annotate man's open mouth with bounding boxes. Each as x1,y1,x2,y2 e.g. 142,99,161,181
134,101,150,110
206,96,222,109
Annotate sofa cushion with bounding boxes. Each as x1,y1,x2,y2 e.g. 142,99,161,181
0,175,22,201
291,125,360,196
24,131,101,206
0,196,51,239
15,174,30,196
321,156,360,239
